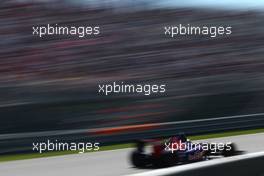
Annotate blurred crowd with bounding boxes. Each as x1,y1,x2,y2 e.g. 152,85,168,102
1,0,264,132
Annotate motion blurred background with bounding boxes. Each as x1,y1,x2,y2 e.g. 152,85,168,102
0,0,264,153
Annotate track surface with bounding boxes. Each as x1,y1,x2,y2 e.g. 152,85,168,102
0,133,263,176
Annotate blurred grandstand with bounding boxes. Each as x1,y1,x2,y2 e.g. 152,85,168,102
0,0,264,135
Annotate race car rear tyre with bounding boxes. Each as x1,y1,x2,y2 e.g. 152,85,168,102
131,151,149,168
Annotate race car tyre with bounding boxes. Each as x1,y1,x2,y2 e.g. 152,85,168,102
153,153,177,168
131,151,149,168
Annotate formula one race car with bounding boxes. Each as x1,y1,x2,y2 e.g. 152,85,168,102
130,134,241,168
